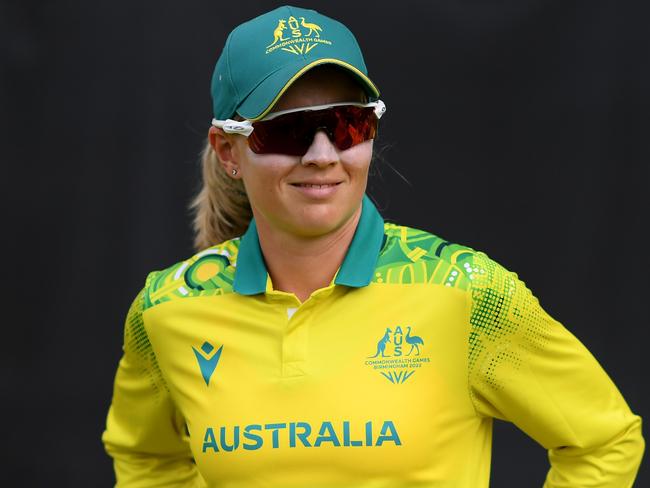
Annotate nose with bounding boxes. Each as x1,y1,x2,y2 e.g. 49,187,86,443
301,130,339,167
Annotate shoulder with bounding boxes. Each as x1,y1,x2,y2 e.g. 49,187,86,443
376,222,546,341
142,237,243,312
374,221,499,290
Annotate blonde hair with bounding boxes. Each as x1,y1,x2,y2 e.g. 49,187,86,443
190,139,252,251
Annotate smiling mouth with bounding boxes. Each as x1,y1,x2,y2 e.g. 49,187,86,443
291,182,342,188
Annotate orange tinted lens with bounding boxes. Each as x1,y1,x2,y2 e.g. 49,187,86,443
249,105,378,155
333,106,376,150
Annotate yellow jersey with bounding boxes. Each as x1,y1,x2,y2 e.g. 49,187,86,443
103,195,644,487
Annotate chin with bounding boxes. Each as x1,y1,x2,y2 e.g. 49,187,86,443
288,204,350,238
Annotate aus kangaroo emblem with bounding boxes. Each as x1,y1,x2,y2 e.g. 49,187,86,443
364,325,431,384
368,328,392,358
266,19,289,48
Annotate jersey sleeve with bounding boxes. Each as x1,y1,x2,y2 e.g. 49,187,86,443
102,277,206,487
465,252,644,487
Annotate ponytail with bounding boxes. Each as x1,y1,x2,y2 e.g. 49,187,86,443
190,139,253,251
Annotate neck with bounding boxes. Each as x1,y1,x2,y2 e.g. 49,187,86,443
254,205,363,302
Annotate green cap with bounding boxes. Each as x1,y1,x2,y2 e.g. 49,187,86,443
211,5,380,121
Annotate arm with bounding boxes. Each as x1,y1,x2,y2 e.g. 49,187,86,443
102,282,206,487
466,252,644,487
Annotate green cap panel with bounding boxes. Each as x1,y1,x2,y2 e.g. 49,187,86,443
211,5,380,120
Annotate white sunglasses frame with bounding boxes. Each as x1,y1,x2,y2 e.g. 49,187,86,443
211,100,387,137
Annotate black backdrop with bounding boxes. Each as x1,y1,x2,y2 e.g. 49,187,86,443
2,0,648,486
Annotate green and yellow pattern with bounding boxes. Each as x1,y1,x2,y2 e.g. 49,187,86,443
372,223,475,289
144,240,241,309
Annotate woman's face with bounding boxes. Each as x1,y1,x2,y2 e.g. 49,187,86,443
215,68,372,239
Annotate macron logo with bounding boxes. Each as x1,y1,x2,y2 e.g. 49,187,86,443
192,341,224,386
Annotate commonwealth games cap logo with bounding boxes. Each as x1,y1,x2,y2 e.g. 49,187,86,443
265,15,333,55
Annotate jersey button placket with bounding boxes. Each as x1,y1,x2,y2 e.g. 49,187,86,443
281,302,312,378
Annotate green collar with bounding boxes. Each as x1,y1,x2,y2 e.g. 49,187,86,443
234,194,385,295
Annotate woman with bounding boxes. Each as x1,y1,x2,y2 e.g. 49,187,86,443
102,5,644,487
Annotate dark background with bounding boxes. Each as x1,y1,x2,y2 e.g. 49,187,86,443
2,0,648,486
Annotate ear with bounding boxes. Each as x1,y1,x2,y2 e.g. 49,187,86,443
208,126,242,179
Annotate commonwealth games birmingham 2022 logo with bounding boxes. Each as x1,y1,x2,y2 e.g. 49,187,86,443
365,326,430,384
265,15,333,55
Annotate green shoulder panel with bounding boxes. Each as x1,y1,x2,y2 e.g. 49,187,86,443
143,238,241,312
372,223,477,290
373,223,554,396
463,251,552,390
123,287,168,398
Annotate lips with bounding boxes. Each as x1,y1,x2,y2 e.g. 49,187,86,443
291,182,341,188
288,180,343,199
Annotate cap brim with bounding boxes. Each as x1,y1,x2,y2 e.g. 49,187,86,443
237,58,380,121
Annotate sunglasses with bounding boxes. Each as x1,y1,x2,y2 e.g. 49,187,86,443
212,100,386,156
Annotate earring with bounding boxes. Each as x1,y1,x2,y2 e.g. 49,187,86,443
231,169,238,176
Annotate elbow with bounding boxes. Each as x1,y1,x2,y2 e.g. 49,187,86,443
548,414,645,485
601,414,645,479
624,415,645,470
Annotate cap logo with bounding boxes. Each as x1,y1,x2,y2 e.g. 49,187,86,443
265,16,332,55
